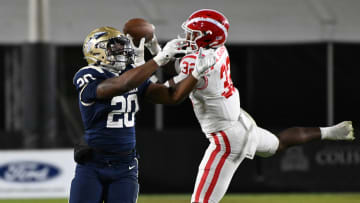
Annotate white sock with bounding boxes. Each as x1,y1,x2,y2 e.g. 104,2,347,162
320,126,333,140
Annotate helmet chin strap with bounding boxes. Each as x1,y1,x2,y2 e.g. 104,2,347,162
100,62,126,74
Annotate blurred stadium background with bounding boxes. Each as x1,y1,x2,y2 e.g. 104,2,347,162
0,0,359,201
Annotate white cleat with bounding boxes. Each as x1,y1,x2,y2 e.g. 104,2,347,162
321,121,355,141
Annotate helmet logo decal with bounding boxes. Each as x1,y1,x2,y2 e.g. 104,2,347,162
84,32,108,54
85,39,94,53
93,31,107,39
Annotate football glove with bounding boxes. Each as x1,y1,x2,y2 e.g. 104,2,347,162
192,48,216,80
153,38,188,66
127,34,146,66
144,25,162,55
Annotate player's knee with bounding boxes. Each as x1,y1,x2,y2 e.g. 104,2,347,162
276,142,286,152
277,127,307,151
277,128,295,151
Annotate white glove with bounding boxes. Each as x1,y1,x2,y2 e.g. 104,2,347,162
192,48,216,80
174,58,181,74
153,38,188,66
144,25,162,55
127,34,145,66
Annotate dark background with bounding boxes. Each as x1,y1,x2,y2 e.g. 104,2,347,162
0,43,359,193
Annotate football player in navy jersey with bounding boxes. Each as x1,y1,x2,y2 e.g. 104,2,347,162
69,26,216,203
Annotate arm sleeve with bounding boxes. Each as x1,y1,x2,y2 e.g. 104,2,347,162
79,80,101,104
73,67,106,105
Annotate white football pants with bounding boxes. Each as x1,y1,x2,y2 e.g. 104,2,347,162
191,118,279,203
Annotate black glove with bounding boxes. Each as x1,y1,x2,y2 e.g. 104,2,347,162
74,140,93,165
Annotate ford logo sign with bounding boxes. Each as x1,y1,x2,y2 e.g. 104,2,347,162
0,161,61,183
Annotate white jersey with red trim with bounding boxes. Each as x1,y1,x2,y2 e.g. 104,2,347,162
173,46,241,134
168,46,279,203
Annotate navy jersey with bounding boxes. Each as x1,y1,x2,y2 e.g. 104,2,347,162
73,65,151,152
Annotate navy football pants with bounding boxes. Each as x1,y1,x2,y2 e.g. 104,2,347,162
69,157,139,203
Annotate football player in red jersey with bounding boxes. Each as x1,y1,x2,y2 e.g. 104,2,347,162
164,9,354,203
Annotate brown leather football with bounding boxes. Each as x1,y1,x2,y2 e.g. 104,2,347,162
123,18,154,46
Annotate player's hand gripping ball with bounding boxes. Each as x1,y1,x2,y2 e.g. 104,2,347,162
123,18,154,47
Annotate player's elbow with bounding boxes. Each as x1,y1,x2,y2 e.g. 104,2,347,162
163,87,180,104
153,86,187,105
169,92,186,105
169,98,182,105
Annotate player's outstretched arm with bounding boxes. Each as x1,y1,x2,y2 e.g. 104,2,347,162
96,38,188,99
145,48,216,105
144,75,197,105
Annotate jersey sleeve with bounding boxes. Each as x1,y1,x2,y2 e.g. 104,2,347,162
73,66,107,105
169,54,205,89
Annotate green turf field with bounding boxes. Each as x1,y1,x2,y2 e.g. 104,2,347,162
1,193,359,203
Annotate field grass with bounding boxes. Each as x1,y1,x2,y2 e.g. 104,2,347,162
1,193,359,203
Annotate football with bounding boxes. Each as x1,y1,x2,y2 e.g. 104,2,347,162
123,18,154,46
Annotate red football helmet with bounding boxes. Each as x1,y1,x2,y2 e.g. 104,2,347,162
182,9,229,50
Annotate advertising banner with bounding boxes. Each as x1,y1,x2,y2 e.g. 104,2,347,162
260,141,360,191
0,149,75,198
